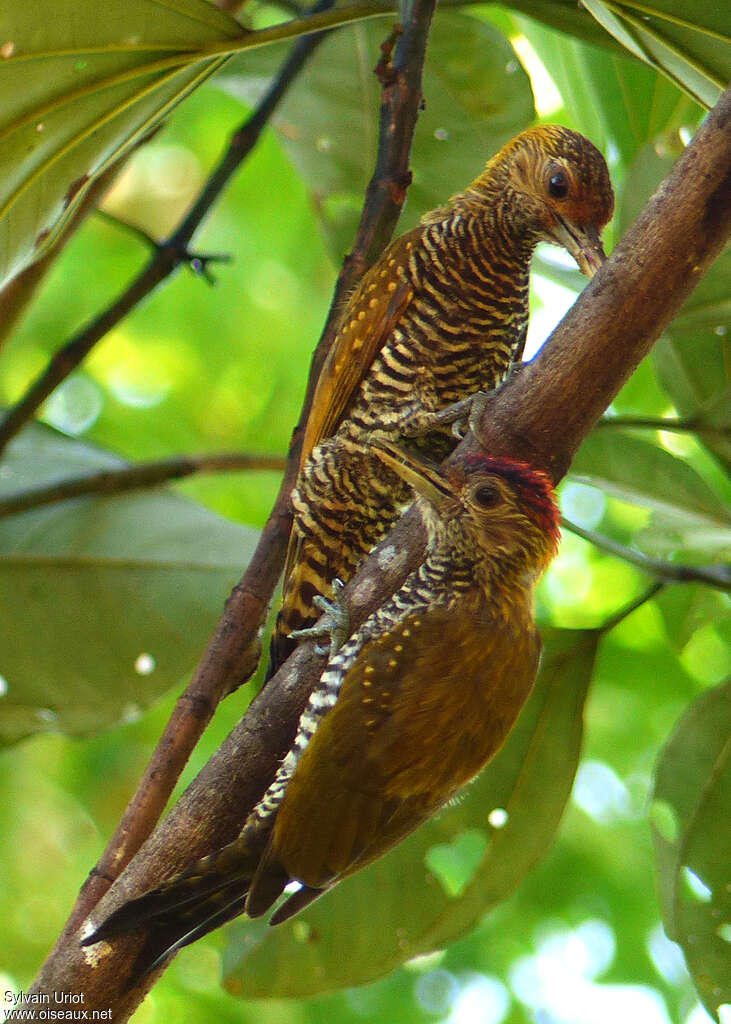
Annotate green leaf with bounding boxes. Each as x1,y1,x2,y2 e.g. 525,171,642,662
656,585,731,654
217,11,535,258
580,0,730,108
616,139,731,469
0,0,393,288
0,0,243,288
651,679,731,1019
492,0,627,49
653,247,731,469
0,424,258,744
223,629,599,997
617,140,676,235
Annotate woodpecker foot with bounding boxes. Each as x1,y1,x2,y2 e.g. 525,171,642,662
396,394,471,440
435,391,489,439
290,579,350,656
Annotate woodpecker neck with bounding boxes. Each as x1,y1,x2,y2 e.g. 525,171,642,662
419,529,544,616
461,163,543,243
427,183,539,272
418,495,557,615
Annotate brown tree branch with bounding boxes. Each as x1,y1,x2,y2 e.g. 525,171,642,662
29,73,731,1024
0,451,286,518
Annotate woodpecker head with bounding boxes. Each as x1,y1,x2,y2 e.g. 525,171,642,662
373,442,561,578
465,125,614,277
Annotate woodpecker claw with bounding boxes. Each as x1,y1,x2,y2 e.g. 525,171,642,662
290,579,350,656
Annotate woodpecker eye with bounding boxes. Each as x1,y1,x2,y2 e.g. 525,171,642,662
473,483,501,509
547,170,569,199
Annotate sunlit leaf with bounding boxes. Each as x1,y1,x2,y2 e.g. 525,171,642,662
656,585,731,654
653,248,731,470
651,679,731,1018
223,629,599,997
580,0,730,108
216,11,535,258
0,423,258,744
613,138,731,469
489,0,625,48
516,18,701,169
0,0,392,287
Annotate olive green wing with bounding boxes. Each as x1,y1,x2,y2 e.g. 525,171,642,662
263,606,540,894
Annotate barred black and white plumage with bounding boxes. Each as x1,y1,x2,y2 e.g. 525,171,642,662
269,124,613,675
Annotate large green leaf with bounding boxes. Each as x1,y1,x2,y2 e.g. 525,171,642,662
216,11,535,258
0,424,258,744
0,0,243,287
651,679,731,1020
653,249,731,471
223,629,598,997
656,585,731,654
517,17,701,168
580,0,730,108
0,0,391,288
615,140,731,469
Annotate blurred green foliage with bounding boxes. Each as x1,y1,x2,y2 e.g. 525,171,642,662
0,3,729,1024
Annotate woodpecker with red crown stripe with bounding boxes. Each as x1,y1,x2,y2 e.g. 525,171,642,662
83,441,561,979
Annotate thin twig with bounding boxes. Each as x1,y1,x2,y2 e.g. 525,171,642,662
598,581,666,634
93,209,161,251
0,452,286,518
562,516,731,591
597,415,730,439
0,0,337,458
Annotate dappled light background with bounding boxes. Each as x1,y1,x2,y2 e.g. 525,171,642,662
0,6,729,1024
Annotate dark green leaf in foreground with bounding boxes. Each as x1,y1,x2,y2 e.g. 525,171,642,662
217,12,535,258
651,679,731,1019
0,0,392,288
223,629,599,998
0,424,258,744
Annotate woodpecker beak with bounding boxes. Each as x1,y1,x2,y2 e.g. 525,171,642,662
550,217,606,278
372,441,450,507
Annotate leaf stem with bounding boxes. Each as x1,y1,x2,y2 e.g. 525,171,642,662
562,517,731,591
597,415,729,439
